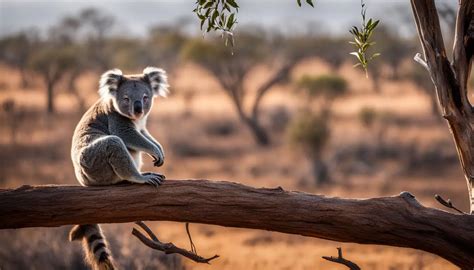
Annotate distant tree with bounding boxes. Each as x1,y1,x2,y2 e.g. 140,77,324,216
147,24,188,76
403,65,441,119
0,30,39,89
296,74,348,113
373,25,415,80
314,37,350,72
1,99,22,144
182,30,302,145
48,16,88,110
29,45,77,114
285,35,349,72
288,112,330,185
291,74,348,185
79,8,115,70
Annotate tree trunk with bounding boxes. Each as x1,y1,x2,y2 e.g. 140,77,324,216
411,0,474,213
19,67,29,89
243,116,270,146
46,79,55,114
311,158,330,186
0,181,473,268
68,72,86,112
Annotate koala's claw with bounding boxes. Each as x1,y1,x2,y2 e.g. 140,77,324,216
143,172,165,188
153,157,164,167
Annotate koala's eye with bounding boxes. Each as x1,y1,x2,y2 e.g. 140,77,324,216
143,95,149,102
123,97,130,103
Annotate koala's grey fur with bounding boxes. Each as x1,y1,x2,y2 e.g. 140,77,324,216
69,67,169,270
71,67,169,188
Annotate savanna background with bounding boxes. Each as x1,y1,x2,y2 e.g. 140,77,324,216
0,0,472,269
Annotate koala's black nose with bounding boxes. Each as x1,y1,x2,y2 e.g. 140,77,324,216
134,100,143,114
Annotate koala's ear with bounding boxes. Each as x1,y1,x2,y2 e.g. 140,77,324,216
99,69,123,98
143,66,169,97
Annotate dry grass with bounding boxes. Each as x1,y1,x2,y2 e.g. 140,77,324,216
0,61,466,270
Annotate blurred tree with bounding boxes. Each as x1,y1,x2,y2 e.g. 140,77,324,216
2,99,21,145
48,16,88,111
296,74,348,113
314,37,350,72
0,30,39,89
181,30,303,145
287,112,330,185
367,60,382,93
403,65,441,119
373,25,416,80
291,74,348,185
358,106,377,130
285,35,350,72
29,45,77,114
147,24,188,76
79,8,115,70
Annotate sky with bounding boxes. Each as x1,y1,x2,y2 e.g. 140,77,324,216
0,0,448,38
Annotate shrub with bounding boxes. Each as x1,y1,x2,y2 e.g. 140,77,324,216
297,74,348,100
287,112,330,158
358,106,377,128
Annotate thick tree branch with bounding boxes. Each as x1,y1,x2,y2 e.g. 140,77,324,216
0,181,473,268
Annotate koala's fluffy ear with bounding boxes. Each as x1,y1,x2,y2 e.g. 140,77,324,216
143,67,169,97
99,69,123,98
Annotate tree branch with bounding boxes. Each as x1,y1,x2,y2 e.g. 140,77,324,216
251,61,296,120
322,247,360,270
132,221,219,264
411,0,474,215
0,181,473,268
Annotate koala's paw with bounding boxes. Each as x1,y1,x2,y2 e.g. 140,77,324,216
153,157,164,167
142,172,165,188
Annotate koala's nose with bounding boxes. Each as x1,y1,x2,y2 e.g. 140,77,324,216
134,100,143,114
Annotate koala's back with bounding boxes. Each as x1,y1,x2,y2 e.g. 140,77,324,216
71,99,112,160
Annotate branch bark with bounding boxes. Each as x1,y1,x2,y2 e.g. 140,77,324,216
0,181,473,268
411,0,474,214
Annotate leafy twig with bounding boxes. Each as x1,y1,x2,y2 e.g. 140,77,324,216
193,0,239,48
193,0,315,49
349,0,380,78
296,0,315,7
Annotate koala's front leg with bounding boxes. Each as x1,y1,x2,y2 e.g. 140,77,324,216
112,128,164,166
141,129,165,167
124,130,164,165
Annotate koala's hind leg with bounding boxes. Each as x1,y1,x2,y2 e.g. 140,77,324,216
80,135,164,187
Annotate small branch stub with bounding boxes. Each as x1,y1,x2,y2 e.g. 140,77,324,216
131,221,219,264
414,53,429,71
322,247,361,270
434,194,467,214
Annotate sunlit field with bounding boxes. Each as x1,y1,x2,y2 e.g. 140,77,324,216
0,55,467,269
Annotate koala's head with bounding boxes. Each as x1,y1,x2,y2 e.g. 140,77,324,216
99,67,169,120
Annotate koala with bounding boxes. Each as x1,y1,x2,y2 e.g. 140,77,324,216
69,67,169,270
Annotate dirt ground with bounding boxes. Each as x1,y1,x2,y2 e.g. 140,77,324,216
0,61,468,269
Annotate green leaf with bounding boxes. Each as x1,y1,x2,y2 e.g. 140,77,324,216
227,13,235,29
306,0,314,7
227,0,239,8
297,0,302,7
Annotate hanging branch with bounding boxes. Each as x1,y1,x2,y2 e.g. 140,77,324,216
131,221,219,264
322,247,361,270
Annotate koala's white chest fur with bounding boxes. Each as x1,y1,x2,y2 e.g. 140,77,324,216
133,116,147,130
